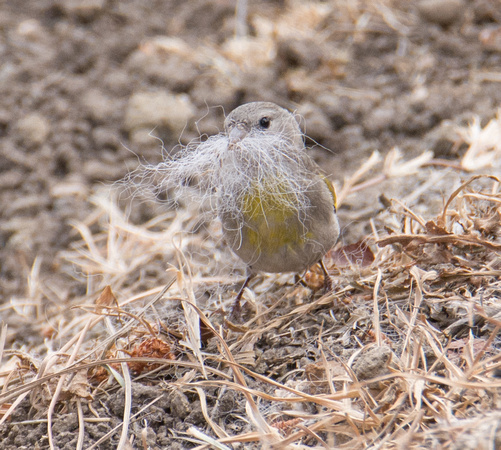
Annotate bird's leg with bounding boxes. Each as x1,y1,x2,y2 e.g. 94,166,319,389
294,273,306,287
319,259,333,292
236,273,253,301
229,272,254,322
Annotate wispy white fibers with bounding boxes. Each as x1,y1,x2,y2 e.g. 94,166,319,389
126,126,319,229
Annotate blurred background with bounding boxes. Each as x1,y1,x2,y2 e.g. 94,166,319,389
1,0,500,299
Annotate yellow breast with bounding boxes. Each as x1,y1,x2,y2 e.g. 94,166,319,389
240,182,310,254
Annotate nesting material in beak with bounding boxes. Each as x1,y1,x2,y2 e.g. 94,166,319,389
228,123,249,144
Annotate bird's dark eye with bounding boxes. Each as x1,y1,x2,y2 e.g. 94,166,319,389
259,117,270,129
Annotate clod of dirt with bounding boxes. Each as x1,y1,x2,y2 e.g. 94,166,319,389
276,38,323,71
168,390,191,420
62,0,105,21
352,346,393,381
124,91,196,139
126,37,201,92
211,388,242,419
14,113,50,145
80,88,116,122
479,26,501,52
295,101,333,143
417,0,466,27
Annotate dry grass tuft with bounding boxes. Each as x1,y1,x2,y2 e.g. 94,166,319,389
2,115,501,449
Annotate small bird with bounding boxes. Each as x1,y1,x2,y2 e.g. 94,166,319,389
219,102,340,300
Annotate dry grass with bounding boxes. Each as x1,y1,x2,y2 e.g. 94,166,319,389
2,111,501,449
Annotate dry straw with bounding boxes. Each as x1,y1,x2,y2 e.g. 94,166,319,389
2,112,501,448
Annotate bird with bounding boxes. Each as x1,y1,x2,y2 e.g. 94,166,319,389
218,102,340,303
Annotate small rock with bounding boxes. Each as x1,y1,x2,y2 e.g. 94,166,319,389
417,0,466,27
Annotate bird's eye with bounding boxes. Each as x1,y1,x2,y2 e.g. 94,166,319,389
259,117,270,129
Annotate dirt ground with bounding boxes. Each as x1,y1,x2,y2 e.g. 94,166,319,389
2,0,501,448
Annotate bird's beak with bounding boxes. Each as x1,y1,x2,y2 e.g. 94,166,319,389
228,123,249,145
